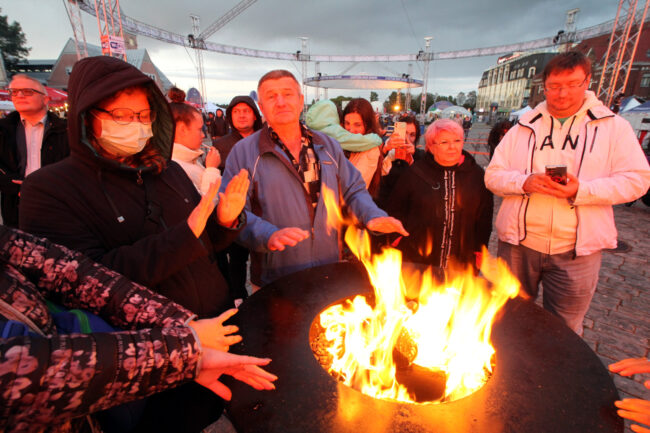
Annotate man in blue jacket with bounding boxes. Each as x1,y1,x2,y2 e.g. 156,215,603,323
221,70,407,289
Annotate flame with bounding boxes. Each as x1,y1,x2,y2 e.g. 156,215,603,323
316,185,520,404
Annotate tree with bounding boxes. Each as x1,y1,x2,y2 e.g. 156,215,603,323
464,90,477,110
330,95,353,111
384,91,401,112
0,9,30,71
456,92,466,106
409,92,435,112
370,91,378,102
434,95,457,105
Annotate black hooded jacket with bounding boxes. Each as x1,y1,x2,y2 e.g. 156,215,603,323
213,95,263,171
385,151,493,269
19,56,243,318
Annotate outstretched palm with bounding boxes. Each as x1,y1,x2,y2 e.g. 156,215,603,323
217,169,250,227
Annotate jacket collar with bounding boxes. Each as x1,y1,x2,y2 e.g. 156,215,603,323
258,123,322,155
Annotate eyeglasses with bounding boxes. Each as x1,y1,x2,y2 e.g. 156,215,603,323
92,107,157,125
544,77,588,93
7,88,46,97
433,139,463,146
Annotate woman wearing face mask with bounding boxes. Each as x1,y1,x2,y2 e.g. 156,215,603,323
18,56,251,432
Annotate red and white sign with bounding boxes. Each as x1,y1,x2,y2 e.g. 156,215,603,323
101,35,126,56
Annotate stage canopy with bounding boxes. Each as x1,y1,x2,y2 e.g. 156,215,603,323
304,74,423,90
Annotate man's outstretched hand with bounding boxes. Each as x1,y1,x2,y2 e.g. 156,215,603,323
267,227,310,251
367,216,409,237
217,169,250,227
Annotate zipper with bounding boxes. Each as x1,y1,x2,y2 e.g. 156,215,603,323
136,170,143,185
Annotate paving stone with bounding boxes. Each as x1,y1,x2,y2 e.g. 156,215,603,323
585,301,613,317
598,286,640,300
621,296,650,312
614,305,650,326
584,329,648,354
612,374,650,400
601,270,626,282
602,312,643,333
589,294,621,310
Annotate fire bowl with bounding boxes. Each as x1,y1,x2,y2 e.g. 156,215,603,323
223,262,622,433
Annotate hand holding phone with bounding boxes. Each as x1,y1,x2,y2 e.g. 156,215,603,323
545,165,567,185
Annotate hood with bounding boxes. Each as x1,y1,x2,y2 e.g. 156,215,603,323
305,100,340,130
521,90,610,125
67,55,174,169
226,96,263,132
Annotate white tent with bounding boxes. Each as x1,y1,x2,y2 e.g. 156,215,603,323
203,102,219,113
619,96,644,113
509,105,532,121
621,101,650,139
440,105,471,118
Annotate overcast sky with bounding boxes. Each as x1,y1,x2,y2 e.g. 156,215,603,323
4,0,616,105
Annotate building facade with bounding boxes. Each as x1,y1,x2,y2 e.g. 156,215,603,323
7,39,172,93
528,24,650,108
48,39,172,91
477,51,557,114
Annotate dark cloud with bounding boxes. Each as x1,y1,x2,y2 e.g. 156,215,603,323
4,0,620,103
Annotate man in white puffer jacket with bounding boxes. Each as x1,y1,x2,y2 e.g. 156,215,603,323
485,51,650,334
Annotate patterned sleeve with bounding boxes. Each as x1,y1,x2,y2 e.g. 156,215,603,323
0,325,200,430
0,226,195,330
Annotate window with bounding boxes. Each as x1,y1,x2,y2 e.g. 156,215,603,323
528,67,536,78
641,74,650,88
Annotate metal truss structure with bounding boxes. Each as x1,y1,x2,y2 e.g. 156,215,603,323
63,0,89,60
67,2,650,114
596,0,650,108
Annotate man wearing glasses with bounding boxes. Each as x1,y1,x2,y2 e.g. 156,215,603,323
0,74,68,227
485,51,650,335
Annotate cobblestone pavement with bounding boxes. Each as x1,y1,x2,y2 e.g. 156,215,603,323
469,122,650,433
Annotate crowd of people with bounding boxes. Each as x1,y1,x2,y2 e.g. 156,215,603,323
0,50,649,432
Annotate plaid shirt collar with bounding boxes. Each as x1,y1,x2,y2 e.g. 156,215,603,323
268,123,321,207
268,123,313,150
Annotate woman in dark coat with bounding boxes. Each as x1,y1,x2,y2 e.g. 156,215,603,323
386,118,493,272
18,55,251,432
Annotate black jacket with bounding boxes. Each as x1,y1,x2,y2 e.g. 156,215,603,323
210,110,229,137
19,55,243,318
385,151,493,269
0,111,68,227
213,95,263,172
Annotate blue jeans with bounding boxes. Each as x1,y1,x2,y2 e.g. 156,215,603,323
497,241,601,334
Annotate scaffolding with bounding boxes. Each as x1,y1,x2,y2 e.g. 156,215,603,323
63,0,89,61
596,0,650,108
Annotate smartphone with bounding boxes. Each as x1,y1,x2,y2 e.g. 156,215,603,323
393,122,406,139
393,122,407,160
545,165,567,185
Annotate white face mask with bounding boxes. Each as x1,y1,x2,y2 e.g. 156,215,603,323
95,117,153,157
